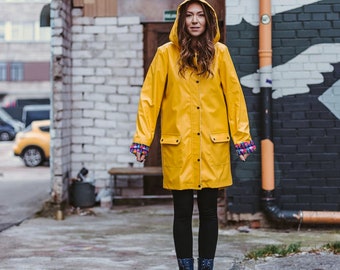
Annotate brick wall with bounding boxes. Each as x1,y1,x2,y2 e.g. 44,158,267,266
51,1,144,201
226,0,340,217
51,0,340,214
70,13,143,180
50,0,73,203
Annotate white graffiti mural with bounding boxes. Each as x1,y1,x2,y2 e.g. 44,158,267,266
227,0,340,120
226,0,322,26
241,43,340,97
319,80,340,120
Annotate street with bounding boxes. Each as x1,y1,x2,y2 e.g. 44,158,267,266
0,141,50,232
0,146,340,269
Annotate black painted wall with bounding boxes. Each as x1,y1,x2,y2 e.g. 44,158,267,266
226,0,340,215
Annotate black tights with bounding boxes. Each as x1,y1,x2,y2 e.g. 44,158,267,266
172,188,218,259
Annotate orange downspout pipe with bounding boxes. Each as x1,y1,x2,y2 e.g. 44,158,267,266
259,0,274,192
259,0,340,224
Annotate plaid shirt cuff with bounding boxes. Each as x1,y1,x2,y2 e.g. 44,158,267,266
130,143,150,157
235,140,256,156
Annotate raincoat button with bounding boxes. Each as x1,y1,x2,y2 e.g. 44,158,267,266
197,132,200,135
196,80,199,83
197,158,200,162
197,106,200,109
198,185,201,188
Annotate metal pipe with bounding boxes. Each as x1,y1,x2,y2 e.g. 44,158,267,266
301,211,340,224
258,0,340,224
259,0,274,192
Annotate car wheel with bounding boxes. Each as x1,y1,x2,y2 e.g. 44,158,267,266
0,132,11,141
22,147,44,167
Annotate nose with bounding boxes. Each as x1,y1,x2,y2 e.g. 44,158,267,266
192,15,199,23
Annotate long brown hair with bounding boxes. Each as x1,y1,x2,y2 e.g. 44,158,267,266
177,0,217,78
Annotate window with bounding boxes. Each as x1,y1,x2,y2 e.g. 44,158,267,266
37,24,50,41
0,0,50,2
0,62,7,81
0,22,4,41
40,125,50,132
11,22,34,41
0,22,50,42
10,62,23,81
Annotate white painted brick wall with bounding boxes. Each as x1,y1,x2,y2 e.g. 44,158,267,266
51,0,73,203
69,11,143,186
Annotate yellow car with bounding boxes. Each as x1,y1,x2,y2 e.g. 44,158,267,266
13,120,50,167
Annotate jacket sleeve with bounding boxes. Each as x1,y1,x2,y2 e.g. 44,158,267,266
132,47,168,147
219,45,256,154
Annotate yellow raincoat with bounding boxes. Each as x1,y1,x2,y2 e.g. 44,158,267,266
132,0,254,190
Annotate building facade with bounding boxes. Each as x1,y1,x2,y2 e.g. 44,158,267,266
0,0,50,106
50,0,340,223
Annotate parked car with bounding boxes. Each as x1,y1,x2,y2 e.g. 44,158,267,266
22,104,50,127
0,108,24,141
0,119,16,141
13,120,50,167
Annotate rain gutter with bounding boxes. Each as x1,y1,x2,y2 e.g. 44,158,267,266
258,0,340,225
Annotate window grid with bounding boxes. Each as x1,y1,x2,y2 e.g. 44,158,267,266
0,62,7,81
10,62,23,81
0,22,50,42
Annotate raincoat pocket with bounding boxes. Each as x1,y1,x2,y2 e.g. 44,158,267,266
210,133,230,143
206,132,231,165
160,134,183,168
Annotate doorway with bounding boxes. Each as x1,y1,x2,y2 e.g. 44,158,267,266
142,22,172,195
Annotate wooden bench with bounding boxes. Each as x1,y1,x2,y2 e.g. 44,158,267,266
108,166,172,201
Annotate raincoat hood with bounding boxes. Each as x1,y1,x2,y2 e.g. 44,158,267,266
169,0,221,47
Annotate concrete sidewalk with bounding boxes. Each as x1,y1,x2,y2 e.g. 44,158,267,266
0,203,339,270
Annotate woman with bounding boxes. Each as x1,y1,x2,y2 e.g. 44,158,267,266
130,0,256,269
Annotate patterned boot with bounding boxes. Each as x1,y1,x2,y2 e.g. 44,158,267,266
177,258,194,270
197,258,214,270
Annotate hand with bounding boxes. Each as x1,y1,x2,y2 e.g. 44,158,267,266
239,153,249,162
136,152,146,162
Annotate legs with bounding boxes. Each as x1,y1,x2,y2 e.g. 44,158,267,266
197,188,218,259
172,188,218,270
172,189,194,258
172,189,194,269
197,188,218,270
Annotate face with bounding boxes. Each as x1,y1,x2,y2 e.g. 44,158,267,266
185,2,206,37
